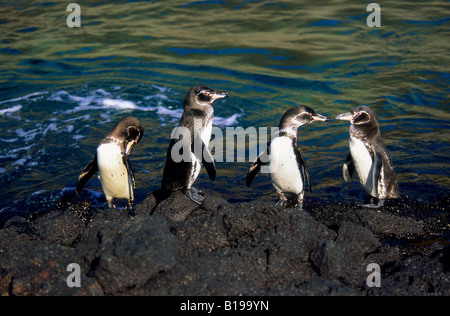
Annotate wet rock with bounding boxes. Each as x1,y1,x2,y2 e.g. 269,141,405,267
86,205,131,233
308,200,426,240
83,214,178,295
369,248,450,296
133,190,161,215
153,191,200,221
0,192,448,296
0,217,35,252
0,241,101,296
335,221,381,287
65,200,93,224
29,210,86,247
354,208,424,238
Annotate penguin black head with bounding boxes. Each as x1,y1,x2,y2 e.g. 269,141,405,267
184,85,229,109
279,105,330,130
107,116,144,155
336,106,379,136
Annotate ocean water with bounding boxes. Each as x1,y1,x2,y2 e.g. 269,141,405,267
0,0,449,220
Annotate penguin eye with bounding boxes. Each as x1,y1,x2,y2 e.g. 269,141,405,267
198,91,211,103
199,90,211,96
354,111,370,125
294,113,312,124
126,126,141,142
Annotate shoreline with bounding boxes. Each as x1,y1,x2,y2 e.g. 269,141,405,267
0,191,448,296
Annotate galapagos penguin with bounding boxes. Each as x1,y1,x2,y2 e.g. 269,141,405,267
161,85,229,204
76,116,144,209
336,106,399,207
246,105,330,208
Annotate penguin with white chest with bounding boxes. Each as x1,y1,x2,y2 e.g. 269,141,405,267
161,85,229,205
336,106,399,207
76,117,144,209
246,105,330,208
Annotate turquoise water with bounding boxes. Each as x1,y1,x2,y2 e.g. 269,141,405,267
0,1,449,218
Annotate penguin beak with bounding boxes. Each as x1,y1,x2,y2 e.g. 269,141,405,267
124,140,136,156
210,91,229,102
336,112,354,122
311,113,330,122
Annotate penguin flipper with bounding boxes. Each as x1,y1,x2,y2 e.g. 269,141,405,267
75,154,98,195
372,150,383,197
123,155,136,205
192,137,216,181
343,153,354,183
183,188,205,205
246,147,269,187
294,147,312,193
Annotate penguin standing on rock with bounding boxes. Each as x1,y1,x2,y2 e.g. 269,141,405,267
76,116,144,209
246,105,330,208
161,85,229,205
336,106,399,208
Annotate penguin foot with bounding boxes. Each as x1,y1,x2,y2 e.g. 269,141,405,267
361,199,385,209
107,198,134,212
126,202,134,213
107,200,116,209
183,188,205,205
296,199,304,211
277,193,303,209
276,197,303,209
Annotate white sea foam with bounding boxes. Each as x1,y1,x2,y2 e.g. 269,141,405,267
214,113,242,126
12,157,28,166
154,105,241,126
144,93,170,102
0,144,35,161
31,190,49,197
58,89,153,113
155,105,183,118
8,144,36,154
0,91,48,105
49,89,111,113
0,105,22,115
63,114,91,123
48,88,242,126
102,98,138,110
151,84,169,93
16,127,40,142
0,137,19,143
43,123,58,136
73,134,85,141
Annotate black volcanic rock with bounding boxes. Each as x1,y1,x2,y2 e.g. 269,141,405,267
0,191,448,296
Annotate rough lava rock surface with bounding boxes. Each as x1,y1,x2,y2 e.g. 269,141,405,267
0,190,449,296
